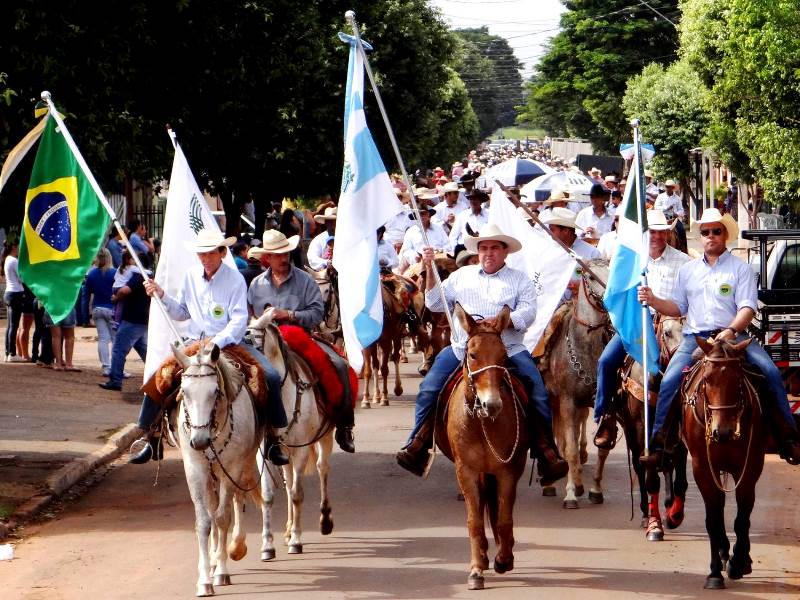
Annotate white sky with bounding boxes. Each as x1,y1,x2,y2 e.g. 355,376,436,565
429,0,566,79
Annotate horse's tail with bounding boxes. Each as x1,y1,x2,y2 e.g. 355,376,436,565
483,473,500,546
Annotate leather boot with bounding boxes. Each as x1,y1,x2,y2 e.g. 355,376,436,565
266,430,289,466
335,399,356,453
593,413,618,450
773,417,800,465
396,415,434,477
129,435,163,464
639,430,667,470
528,413,568,486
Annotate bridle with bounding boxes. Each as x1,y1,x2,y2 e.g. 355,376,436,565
571,269,612,334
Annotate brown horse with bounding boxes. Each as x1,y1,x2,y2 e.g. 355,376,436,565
434,303,529,590
617,316,689,541
682,337,765,589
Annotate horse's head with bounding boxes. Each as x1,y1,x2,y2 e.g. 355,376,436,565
695,335,753,443
575,259,611,334
455,302,511,419
174,340,223,451
248,309,284,366
657,316,684,365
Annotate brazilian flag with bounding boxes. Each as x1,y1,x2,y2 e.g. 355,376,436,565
19,116,110,322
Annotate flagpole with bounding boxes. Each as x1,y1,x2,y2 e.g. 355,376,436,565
41,91,184,346
345,11,454,332
632,118,651,456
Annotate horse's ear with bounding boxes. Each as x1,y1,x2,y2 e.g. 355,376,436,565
494,305,512,333
695,335,714,355
730,337,753,354
209,343,221,363
171,342,191,369
453,302,475,334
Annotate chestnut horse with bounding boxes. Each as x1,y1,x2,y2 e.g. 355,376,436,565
434,303,529,590
681,337,765,590
360,281,406,407
618,316,689,541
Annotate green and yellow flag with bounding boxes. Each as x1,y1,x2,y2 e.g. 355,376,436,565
19,116,110,322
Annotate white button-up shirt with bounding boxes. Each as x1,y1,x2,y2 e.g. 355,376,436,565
432,198,469,233
672,250,757,334
377,239,399,269
575,206,614,240
426,263,537,360
384,209,412,245
399,222,449,265
162,262,249,349
449,207,490,250
307,230,331,271
654,192,684,218
647,244,690,302
597,230,618,261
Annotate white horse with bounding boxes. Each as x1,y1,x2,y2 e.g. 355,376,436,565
173,341,266,597
249,311,335,556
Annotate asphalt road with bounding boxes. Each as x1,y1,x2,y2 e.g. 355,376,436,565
3,351,800,600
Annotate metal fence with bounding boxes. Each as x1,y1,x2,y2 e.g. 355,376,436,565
132,204,166,240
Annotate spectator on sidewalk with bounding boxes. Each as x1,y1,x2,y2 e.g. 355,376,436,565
45,308,79,371
31,297,53,366
86,248,117,376
17,285,35,361
106,227,123,268
2,240,28,362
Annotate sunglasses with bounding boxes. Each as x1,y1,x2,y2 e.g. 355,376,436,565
700,227,724,237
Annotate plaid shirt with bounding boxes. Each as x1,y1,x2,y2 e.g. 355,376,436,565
648,244,690,306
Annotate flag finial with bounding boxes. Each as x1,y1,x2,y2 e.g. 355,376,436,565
40,90,51,102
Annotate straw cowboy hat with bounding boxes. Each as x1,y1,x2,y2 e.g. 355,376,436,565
442,181,461,194
455,249,478,267
464,223,522,253
184,229,237,253
542,187,569,206
540,207,581,230
313,207,338,224
251,229,300,255
697,208,739,239
647,209,677,231
417,188,440,201
664,179,677,187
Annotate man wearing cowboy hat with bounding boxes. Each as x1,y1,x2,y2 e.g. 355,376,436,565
448,188,491,257
588,166,603,184
538,188,569,220
432,181,468,234
576,184,614,241
593,210,690,449
638,208,800,467
396,224,568,485
541,207,600,299
131,229,290,465
384,190,413,253
653,179,683,221
644,170,658,203
398,204,448,273
457,171,476,204
248,230,356,453
308,207,338,271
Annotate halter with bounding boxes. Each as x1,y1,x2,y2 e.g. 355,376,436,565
571,270,612,333
180,366,224,433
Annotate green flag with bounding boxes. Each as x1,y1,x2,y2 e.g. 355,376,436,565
19,115,110,322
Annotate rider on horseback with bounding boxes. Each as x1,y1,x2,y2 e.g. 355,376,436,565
593,209,690,449
638,209,800,468
248,230,356,453
132,230,290,466
396,224,569,485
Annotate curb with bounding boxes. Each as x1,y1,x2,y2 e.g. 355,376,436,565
0,423,140,541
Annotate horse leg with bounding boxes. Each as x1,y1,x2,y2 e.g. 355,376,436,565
391,339,402,400
283,463,295,546
493,474,518,574
579,415,589,466
696,473,729,589
258,439,276,561
644,464,663,541
371,352,381,404
317,433,335,535
212,485,233,587
286,450,307,553
361,349,372,408
562,408,581,508
227,492,248,562
191,496,215,596
728,483,756,580
379,344,390,404
589,446,610,504
666,443,688,529
455,465,488,590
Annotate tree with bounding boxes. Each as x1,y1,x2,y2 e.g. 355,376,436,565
519,0,680,152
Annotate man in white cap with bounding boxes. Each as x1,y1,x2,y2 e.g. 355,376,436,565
132,230,289,465
396,224,568,485
593,210,690,449
249,230,356,453
638,208,800,467
308,207,337,271
432,181,468,234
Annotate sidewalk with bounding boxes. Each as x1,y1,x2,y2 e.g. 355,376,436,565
0,325,143,539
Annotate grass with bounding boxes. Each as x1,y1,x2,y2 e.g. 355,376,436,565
490,126,546,142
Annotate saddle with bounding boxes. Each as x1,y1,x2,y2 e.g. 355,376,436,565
620,355,659,406
381,273,423,330
142,341,269,411
533,301,571,362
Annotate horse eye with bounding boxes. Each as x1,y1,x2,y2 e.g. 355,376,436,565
469,352,477,360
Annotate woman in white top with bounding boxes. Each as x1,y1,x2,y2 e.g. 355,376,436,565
2,241,29,362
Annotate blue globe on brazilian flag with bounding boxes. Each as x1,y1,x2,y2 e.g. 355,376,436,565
19,116,109,322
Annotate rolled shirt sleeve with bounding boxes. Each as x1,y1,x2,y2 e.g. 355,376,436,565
734,260,758,313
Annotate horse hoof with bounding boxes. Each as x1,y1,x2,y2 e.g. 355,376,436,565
665,511,684,530
229,542,247,561
542,486,556,497
394,386,403,397
213,574,231,587
400,356,408,363
646,529,664,542
494,555,514,574
196,583,215,597
320,515,334,536
588,491,604,504
261,548,276,561
727,558,752,580
288,543,303,554
563,499,579,509
574,484,585,497
381,398,390,406
467,575,485,590
361,400,371,409
704,575,725,590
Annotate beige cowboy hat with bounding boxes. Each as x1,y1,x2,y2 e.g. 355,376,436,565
589,166,601,176
442,181,461,194
417,188,440,201
664,179,678,187
246,246,263,260
540,207,581,230
184,229,237,253
542,187,569,206
313,207,338,224
697,208,739,239
647,209,677,231
251,229,300,255
644,169,654,179
464,223,522,254
455,249,478,268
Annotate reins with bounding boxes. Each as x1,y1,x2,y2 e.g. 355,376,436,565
571,270,612,333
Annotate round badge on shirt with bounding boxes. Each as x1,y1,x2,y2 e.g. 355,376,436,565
718,283,733,297
211,304,225,319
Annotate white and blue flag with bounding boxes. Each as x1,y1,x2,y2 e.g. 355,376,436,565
332,33,403,371
604,138,659,373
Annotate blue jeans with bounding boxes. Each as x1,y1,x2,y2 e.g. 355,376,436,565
651,333,797,445
137,341,287,431
594,333,626,422
4,291,23,356
109,321,147,386
406,346,552,445
93,306,115,370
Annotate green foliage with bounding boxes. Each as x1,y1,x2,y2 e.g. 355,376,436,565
520,0,680,152
622,60,709,183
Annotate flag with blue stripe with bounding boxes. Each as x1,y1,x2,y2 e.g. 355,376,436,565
603,138,659,374
332,33,403,372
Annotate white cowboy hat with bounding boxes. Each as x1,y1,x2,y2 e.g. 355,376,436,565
664,179,677,187
542,187,569,206
697,208,739,240
251,229,300,254
604,175,618,183
455,249,478,268
540,207,581,230
464,223,522,253
442,181,460,194
589,167,601,176
313,207,338,224
184,229,237,253
644,169,654,179
647,209,677,231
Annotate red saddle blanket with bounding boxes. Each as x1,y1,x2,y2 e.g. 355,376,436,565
278,325,357,412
